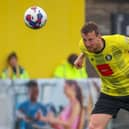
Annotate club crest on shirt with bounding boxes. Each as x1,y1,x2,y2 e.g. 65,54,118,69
105,55,112,61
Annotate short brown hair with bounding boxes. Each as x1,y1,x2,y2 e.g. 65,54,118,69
27,80,38,89
81,21,100,36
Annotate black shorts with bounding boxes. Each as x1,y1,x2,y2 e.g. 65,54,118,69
92,93,129,118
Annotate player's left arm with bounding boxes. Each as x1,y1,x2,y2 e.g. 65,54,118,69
48,103,80,129
125,36,129,49
119,35,129,50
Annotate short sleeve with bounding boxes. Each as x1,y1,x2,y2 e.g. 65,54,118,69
18,101,28,113
124,36,129,50
115,35,129,50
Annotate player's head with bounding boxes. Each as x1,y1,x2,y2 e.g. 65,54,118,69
7,52,18,67
64,80,83,107
81,21,102,53
27,80,39,102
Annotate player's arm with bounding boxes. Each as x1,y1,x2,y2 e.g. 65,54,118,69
48,103,80,129
16,110,27,120
16,109,37,123
16,102,31,122
35,111,49,122
74,52,85,69
125,36,129,50
117,35,129,50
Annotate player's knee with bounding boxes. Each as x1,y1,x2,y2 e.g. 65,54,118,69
89,123,104,129
88,121,97,129
88,120,104,129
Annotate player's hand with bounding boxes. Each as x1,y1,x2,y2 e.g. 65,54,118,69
24,116,31,122
16,110,30,122
35,110,49,122
35,111,42,121
47,114,56,124
74,53,84,69
74,58,83,68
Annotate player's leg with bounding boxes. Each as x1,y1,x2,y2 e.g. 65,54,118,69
88,113,112,129
88,93,120,129
120,95,129,112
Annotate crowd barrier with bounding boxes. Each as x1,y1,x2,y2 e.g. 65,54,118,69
0,78,129,129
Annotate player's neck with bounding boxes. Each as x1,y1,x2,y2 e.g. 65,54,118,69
95,38,105,54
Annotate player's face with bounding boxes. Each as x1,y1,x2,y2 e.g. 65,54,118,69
81,31,101,53
64,83,75,99
9,57,18,67
64,83,73,98
64,83,70,97
29,86,39,102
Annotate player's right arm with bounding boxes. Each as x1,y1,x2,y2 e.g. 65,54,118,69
74,39,86,69
16,101,31,122
16,110,27,120
74,52,85,69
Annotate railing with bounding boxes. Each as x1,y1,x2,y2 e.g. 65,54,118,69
0,78,129,129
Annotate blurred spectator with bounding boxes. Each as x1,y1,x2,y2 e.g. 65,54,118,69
16,80,48,129
45,103,57,115
53,53,88,79
1,52,29,79
37,80,86,129
58,105,64,113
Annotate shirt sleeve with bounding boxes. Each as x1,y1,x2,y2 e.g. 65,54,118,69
124,36,129,50
17,101,27,113
116,35,129,50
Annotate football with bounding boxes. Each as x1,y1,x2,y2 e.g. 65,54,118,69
24,6,47,29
